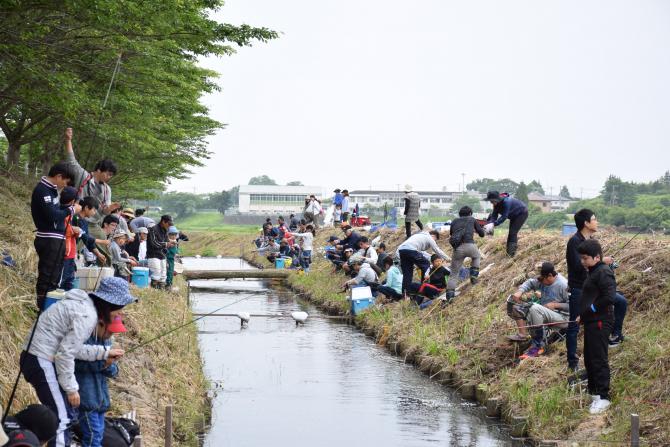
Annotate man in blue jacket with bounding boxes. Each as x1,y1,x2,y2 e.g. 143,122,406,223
30,162,81,309
484,191,528,257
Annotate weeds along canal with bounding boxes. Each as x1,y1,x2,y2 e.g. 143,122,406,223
184,257,517,447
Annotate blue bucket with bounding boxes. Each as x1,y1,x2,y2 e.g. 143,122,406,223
275,258,285,269
44,289,66,311
131,267,150,288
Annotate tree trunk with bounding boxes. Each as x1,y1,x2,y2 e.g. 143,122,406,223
6,140,21,167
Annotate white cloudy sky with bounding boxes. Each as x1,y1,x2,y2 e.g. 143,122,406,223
169,0,670,198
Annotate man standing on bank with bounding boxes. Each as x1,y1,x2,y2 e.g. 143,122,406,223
403,185,423,239
484,190,528,257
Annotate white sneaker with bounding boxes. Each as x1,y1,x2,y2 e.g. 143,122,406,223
589,397,611,414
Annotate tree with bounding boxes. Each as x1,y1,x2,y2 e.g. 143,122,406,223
451,194,482,214
286,180,304,186
466,178,519,194
160,192,204,218
601,175,636,207
515,182,529,204
248,175,277,185
208,190,235,215
527,180,545,194
0,0,277,198
559,185,571,199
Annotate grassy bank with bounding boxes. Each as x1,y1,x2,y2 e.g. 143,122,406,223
0,172,208,447
185,227,670,445
168,211,258,235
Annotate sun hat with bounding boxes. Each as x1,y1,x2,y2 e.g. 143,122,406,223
107,315,127,333
112,229,128,239
92,277,137,306
168,226,179,234
137,227,149,234
404,184,413,192
486,190,501,201
121,208,135,219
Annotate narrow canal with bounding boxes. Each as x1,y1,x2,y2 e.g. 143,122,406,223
184,257,516,447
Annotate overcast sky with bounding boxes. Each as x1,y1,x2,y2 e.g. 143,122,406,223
169,0,670,198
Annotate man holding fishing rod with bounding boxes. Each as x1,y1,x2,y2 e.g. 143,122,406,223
566,209,628,372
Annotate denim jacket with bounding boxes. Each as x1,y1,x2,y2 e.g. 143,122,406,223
75,335,119,412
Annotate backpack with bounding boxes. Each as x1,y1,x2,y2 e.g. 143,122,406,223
103,418,140,447
449,225,466,249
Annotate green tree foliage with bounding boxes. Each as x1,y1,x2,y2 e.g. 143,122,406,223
0,1,277,197
248,175,277,185
206,190,236,214
526,206,568,229
286,180,304,186
527,180,545,194
601,175,637,207
450,194,482,214
515,182,529,204
466,178,519,194
160,192,204,218
559,185,571,198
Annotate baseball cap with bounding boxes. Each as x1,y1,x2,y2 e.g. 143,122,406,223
161,214,173,224
4,429,40,447
13,404,58,443
327,236,339,242
107,315,127,333
168,226,179,234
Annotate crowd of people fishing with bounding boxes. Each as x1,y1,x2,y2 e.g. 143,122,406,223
3,128,174,446
258,185,628,417
0,125,630,446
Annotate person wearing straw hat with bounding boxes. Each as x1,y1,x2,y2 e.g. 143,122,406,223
74,315,126,447
19,277,136,447
403,185,423,239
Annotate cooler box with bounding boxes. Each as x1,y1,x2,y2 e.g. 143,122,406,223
350,286,375,315
275,258,285,269
131,267,150,288
44,289,66,311
562,223,577,236
76,267,114,291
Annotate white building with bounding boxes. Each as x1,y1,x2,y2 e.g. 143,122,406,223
348,190,486,214
238,185,323,215
527,192,575,213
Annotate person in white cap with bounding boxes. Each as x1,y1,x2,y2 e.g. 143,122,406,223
403,185,423,239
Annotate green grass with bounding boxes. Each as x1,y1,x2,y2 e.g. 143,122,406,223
174,212,259,234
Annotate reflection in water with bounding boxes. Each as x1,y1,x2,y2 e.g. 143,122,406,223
185,258,514,447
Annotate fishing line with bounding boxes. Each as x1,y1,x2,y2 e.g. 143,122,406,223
609,207,666,259
124,293,256,355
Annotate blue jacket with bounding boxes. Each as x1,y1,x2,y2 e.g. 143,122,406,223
333,193,343,206
30,177,75,240
489,196,527,226
73,214,97,251
74,336,119,412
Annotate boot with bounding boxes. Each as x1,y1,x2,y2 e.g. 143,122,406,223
151,280,160,289
506,242,518,257
469,267,480,285
445,290,456,304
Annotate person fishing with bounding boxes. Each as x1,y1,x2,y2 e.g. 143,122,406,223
19,277,135,447
484,190,528,257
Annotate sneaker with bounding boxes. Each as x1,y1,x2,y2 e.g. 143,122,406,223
589,396,611,414
609,334,624,347
519,345,545,359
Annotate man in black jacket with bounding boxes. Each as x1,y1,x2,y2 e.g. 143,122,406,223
147,215,175,288
577,239,615,414
30,162,81,309
446,206,486,300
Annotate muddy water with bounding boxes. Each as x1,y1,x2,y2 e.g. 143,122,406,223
185,257,516,447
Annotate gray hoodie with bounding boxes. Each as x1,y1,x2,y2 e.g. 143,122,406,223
25,289,109,393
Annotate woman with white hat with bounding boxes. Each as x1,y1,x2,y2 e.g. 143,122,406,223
403,185,423,239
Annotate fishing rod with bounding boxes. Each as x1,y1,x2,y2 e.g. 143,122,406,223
123,294,256,355
609,207,667,260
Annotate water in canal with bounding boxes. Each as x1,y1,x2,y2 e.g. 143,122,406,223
185,257,516,447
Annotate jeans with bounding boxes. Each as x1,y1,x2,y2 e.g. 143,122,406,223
377,285,403,300
399,249,431,294
60,258,77,291
612,292,627,337
80,411,105,447
300,250,312,270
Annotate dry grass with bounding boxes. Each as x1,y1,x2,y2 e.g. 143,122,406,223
189,225,670,445
0,171,208,447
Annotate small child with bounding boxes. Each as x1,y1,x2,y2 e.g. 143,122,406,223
110,229,136,280
577,239,615,414
59,187,82,291
75,316,126,447
409,254,450,307
166,226,180,287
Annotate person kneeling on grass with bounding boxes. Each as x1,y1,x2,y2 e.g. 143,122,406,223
577,239,615,414
508,262,570,359
343,259,379,292
408,254,450,307
110,229,137,280
377,256,404,301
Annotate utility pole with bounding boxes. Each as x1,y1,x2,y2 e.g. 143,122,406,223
461,173,466,195
580,188,583,200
